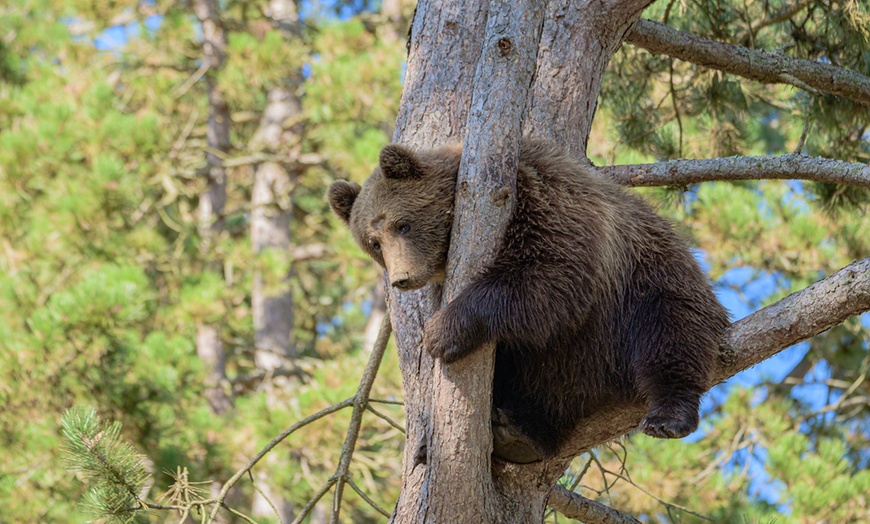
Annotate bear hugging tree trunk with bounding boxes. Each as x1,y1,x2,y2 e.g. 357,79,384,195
329,138,729,463
327,1,870,523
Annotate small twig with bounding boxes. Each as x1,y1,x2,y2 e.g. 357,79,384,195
174,61,210,98
368,398,404,406
290,476,338,524
221,503,257,524
247,470,282,524
346,476,392,518
365,404,405,433
794,97,813,154
170,110,200,159
174,60,211,98
603,470,715,522
330,316,393,524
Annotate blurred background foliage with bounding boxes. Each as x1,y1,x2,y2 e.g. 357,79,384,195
0,0,867,522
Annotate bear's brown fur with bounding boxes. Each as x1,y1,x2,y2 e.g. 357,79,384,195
329,139,729,461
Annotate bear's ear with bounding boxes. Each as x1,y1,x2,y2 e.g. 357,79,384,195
379,144,424,179
328,181,362,224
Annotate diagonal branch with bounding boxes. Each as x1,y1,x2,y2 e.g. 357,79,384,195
717,257,870,381
557,257,870,460
331,316,393,523
597,155,870,188
547,486,641,524
625,19,870,106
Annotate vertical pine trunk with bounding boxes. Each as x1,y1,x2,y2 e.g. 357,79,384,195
192,1,233,519
250,87,300,371
249,2,305,520
192,0,232,417
388,1,653,522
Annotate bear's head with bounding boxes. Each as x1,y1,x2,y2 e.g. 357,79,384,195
328,143,460,290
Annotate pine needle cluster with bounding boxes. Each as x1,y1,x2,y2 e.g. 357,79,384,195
61,407,150,524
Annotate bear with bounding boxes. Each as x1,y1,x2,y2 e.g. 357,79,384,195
328,138,729,463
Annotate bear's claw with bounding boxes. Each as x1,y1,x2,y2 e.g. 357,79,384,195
639,412,698,439
492,409,544,464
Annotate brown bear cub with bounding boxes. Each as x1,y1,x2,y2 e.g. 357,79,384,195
329,139,729,462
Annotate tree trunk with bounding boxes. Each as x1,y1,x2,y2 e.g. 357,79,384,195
192,1,233,520
250,87,300,371
389,1,654,522
192,0,232,417
249,2,305,520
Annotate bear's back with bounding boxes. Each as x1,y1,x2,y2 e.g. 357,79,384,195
490,139,727,451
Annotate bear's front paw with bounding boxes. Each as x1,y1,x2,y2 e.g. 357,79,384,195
423,308,469,363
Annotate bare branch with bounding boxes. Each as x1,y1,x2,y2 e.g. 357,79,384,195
547,486,641,524
625,19,870,106
346,476,392,518
291,476,338,524
558,257,870,459
597,155,870,188
331,316,393,523
718,257,870,381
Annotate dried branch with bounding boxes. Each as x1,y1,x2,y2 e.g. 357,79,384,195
330,316,393,524
366,404,406,433
291,477,338,524
548,486,641,524
597,155,870,188
346,476,392,518
718,257,870,380
625,19,870,106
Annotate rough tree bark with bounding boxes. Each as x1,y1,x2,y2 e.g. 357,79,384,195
385,1,869,522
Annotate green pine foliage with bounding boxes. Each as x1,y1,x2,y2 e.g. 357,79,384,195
1,0,405,521
61,407,150,523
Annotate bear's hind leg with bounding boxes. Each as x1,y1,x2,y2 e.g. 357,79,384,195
627,292,720,439
639,388,702,439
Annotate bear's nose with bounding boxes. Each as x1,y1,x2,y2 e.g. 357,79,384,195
391,273,411,290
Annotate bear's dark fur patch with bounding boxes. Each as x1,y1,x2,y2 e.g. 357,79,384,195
329,139,729,461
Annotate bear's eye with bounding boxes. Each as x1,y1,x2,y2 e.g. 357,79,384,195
397,223,410,235
371,240,381,252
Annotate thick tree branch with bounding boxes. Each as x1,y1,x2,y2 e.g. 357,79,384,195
558,257,870,459
598,155,870,188
548,486,641,524
625,19,870,106
718,257,870,380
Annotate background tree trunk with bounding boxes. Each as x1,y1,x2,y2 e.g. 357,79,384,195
192,0,232,418
249,1,304,520
191,0,233,519
250,88,300,371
